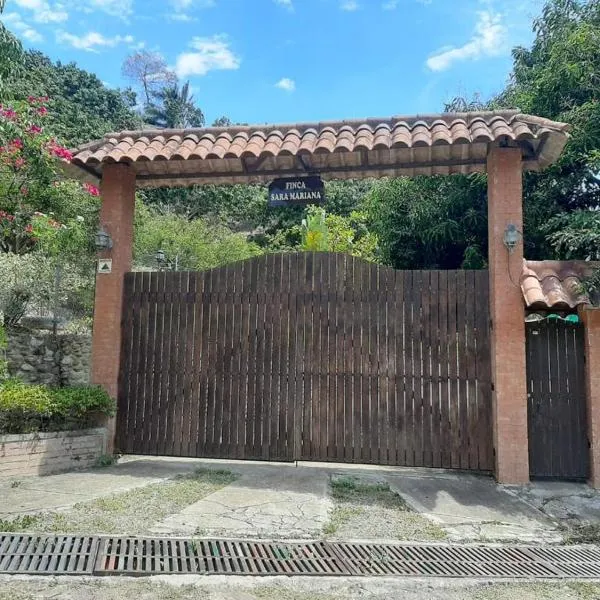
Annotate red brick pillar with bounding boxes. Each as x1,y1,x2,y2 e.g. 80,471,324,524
487,146,529,484
581,308,600,488
91,163,136,452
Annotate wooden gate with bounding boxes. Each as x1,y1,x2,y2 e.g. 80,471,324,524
526,320,589,480
117,253,493,471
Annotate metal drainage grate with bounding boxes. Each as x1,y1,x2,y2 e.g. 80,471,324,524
94,538,347,576
0,534,97,575
3,534,600,579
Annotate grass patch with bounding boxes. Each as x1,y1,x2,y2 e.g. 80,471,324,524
561,522,600,545
0,515,40,532
21,467,237,536
324,475,446,541
330,476,410,509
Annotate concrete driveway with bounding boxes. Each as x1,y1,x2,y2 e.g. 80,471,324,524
0,456,582,543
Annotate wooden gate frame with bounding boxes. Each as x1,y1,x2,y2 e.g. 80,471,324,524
66,111,575,485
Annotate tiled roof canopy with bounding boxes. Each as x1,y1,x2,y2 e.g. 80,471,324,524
521,260,597,310
69,110,570,188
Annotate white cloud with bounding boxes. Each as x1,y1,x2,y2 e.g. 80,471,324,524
341,0,360,10
276,77,295,92
426,10,506,71
274,0,294,10
85,0,133,17
13,0,68,23
1,12,43,42
56,30,135,52
168,0,215,20
382,0,398,8
175,35,241,78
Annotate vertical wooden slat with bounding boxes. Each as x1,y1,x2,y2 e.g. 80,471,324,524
465,271,478,470
437,270,450,469
117,274,135,453
429,270,441,468
278,254,292,461
359,258,371,462
221,265,235,457
134,272,150,453
237,259,251,458
205,267,218,457
421,270,432,467
143,273,159,454
294,252,306,461
456,270,468,470
412,270,424,467
342,255,354,461
392,269,404,466
447,272,459,469
150,272,166,456
243,260,256,457
302,253,314,459
270,253,283,460
171,272,188,456
253,256,266,459
403,271,415,466
188,273,203,457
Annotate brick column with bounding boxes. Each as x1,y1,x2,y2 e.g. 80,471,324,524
91,163,136,452
487,145,529,484
581,307,600,488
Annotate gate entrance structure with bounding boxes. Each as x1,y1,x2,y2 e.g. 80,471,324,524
69,110,574,484
117,254,493,470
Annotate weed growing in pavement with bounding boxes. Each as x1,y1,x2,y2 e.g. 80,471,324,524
0,515,40,531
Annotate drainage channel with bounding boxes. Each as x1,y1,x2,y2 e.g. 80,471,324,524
2,534,600,578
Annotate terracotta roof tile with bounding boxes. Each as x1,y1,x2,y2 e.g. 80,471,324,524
68,110,570,187
521,260,598,309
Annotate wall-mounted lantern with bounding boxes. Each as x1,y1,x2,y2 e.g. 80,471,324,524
503,223,521,254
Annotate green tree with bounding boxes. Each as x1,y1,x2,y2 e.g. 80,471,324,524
145,81,205,129
133,202,262,271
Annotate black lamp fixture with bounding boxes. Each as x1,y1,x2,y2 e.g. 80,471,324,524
503,223,521,254
94,227,113,250
155,248,166,264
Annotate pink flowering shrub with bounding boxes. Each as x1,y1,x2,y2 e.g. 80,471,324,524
0,98,99,254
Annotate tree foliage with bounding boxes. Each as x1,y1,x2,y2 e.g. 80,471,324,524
133,202,263,271
144,81,205,129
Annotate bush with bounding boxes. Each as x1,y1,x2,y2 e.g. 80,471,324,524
0,380,115,434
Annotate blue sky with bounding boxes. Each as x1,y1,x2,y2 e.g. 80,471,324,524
1,0,544,126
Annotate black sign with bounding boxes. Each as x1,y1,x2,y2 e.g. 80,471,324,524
268,176,325,207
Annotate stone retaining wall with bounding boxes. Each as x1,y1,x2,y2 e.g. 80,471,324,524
6,329,91,386
0,428,107,477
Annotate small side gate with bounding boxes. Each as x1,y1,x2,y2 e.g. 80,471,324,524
117,253,494,471
526,320,589,480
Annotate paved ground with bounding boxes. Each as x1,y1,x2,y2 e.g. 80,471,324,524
1,575,600,600
152,464,331,538
1,456,598,543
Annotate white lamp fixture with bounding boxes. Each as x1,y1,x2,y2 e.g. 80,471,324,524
503,223,521,253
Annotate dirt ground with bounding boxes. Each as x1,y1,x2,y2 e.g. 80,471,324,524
1,576,600,600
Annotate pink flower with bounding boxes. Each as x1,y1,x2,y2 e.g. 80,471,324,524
11,139,23,150
0,108,17,120
37,106,48,117
14,157,25,169
27,124,43,135
83,182,100,197
27,96,36,103
48,141,73,161
21,187,29,196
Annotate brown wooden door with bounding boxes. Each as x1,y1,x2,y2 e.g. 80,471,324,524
526,320,589,480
